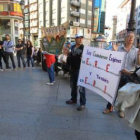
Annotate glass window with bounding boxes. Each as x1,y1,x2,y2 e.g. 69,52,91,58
80,9,85,14
89,1,92,6
0,19,11,34
0,4,3,11
88,11,92,16
0,4,8,11
80,19,85,24
14,20,18,34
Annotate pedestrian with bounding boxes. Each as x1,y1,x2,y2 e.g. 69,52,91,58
37,48,42,64
0,41,6,71
15,39,26,69
3,34,16,70
44,53,56,86
103,32,140,118
26,40,34,69
66,34,86,111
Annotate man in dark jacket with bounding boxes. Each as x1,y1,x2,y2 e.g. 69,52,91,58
0,41,6,71
66,34,86,111
15,39,26,69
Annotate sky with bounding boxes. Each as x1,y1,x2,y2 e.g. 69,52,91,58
105,0,124,27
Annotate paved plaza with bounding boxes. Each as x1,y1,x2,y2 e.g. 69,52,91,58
0,67,136,140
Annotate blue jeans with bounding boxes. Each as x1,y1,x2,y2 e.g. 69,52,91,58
70,69,86,105
27,55,34,67
17,54,26,68
47,64,55,83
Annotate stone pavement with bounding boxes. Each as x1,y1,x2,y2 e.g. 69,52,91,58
0,67,136,140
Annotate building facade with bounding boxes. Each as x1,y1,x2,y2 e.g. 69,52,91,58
116,0,131,44
92,0,106,34
37,0,93,46
111,16,117,40
136,0,140,45
0,0,22,44
22,0,106,47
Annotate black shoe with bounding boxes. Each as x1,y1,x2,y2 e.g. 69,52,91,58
66,99,77,104
6,67,11,69
77,105,85,111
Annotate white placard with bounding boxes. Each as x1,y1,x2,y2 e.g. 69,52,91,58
78,47,126,104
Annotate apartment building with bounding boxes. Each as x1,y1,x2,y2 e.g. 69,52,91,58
116,0,131,43
92,0,106,34
112,16,117,40
136,1,140,45
0,0,23,44
38,0,92,44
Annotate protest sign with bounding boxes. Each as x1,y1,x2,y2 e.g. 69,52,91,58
78,47,126,104
41,22,68,55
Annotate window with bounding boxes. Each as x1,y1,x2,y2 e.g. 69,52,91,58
88,20,91,25
88,11,92,16
81,0,86,4
14,20,18,34
137,28,140,35
89,1,92,6
80,18,85,24
80,9,85,14
61,7,65,12
61,17,66,24
138,20,140,26
0,19,11,34
0,4,8,11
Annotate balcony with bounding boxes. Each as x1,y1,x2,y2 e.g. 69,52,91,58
70,11,80,17
71,0,81,7
69,21,79,27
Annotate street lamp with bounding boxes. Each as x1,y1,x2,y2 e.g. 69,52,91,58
127,0,136,32
20,0,25,42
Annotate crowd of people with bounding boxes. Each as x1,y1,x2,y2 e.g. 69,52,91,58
0,34,42,71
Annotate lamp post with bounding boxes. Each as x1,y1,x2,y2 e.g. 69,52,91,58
127,0,136,32
20,0,25,42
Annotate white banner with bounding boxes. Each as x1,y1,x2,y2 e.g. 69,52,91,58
78,47,126,104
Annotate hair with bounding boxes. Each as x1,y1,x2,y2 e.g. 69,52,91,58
125,31,135,38
27,40,33,47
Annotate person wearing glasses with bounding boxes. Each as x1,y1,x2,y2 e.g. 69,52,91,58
15,39,26,69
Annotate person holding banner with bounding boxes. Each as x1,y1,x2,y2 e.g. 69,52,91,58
66,34,86,111
103,32,140,118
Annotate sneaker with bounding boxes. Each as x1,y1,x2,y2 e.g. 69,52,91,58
53,81,55,83
46,83,54,86
13,68,17,71
66,99,77,104
32,67,35,69
119,111,125,118
0,69,3,71
77,105,85,111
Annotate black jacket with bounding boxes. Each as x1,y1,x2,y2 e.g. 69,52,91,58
0,41,4,54
67,44,84,70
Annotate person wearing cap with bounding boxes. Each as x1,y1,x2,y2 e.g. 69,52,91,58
66,34,86,111
3,34,16,70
